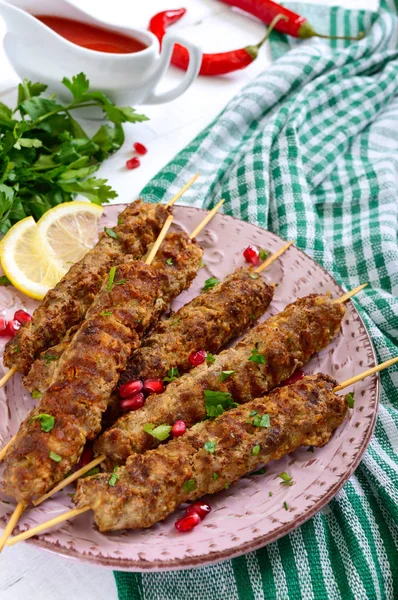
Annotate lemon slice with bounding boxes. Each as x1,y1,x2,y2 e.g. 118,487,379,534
0,217,67,300
36,201,104,269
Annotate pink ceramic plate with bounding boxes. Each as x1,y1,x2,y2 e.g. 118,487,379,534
0,205,377,571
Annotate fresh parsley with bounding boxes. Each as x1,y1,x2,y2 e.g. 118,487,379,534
100,310,112,317
268,491,273,496
252,414,271,428
115,279,126,286
31,389,42,399
43,353,59,364
31,413,54,432
104,227,117,239
249,410,257,417
279,472,293,486
252,444,261,455
0,275,11,286
203,277,220,291
204,440,216,454
283,501,289,511
183,479,197,492
251,467,266,476
259,248,268,260
81,466,100,478
0,73,148,234
49,450,62,462
212,472,219,480
206,352,216,364
249,348,267,365
143,423,172,441
163,367,180,383
204,390,238,418
307,446,314,453
346,392,355,408
165,258,173,266
219,370,235,383
108,466,119,486
107,266,116,291
249,273,260,280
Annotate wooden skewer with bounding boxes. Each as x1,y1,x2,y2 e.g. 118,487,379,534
164,173,199,208
335,283,368,304
255,241,294,273
6,355,398,547
0,366,17,390
0,501,26,552
189,199,224,240
145,215,174,265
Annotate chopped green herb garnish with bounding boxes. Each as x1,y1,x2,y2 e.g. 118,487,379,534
230,431,235,439
171,317,181,326
269,491,273,496
107,266,116,291
204,440,216,454
250,410,258,417
224,483,229,490
283,501,289,511
249,273,260,280
166,258,173,266
143,423,172,441
212,472,219,480
249,348,267,364
31,390,42,399
117,217,124,225
252,444,260,455
279,472,293,486
31,413,54,432
259,248,268,261
43,353,59,364
199,259,206,269
108,466,119,486
204,390,238,418
250,315,255,320
104,226,118,239
183,479,196,492
252,468,266,476
13,346,20,353
115,279,126,286
206,352,216,364
81,467,100,478
219,370,235,383
100,310,113,317
346,392,355,408
49,450,62,462
307,446,314,453
252,414,271,428
203,277,220,291
0,275,12,286
163,367,180,382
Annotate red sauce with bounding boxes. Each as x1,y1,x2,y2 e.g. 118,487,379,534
35,16,147,54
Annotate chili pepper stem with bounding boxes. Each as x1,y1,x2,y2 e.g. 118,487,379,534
245,14,288,58
298,22,364,41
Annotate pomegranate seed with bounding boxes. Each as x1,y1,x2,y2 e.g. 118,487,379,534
119,379,143,398
171,420,186,437
189,350,207,367
282,370,304,386
79,444,94,467
120,392,145,411
126,157,140,170
175,512,201,532
143,378,164,395
14,309,32,324
243,245,260,266
185,502,211,520
133,142,147,155
4,319,20,337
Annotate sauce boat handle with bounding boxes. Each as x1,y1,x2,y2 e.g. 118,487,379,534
144,34,202,104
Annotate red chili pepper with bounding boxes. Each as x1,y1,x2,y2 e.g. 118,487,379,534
149,10,287,76
219,0,363,40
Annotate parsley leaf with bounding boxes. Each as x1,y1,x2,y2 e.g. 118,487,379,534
252,414,271,428
163,367,180,383
249,273,260,280
204,440,216,454
346,392,355,408
259,248,268,260
279,472,293,486
203,277,220,291
249,348,267,364
166,258,173,266
206,353,216,364
31,413,54,432
283,501,289,511
143,423,172,441
49,451,62,462
104,226,117,239
81,466,100,478
31,390,42,399
183,479,197,492
219,370,235,383
100,310,112,317
108,466,119,486
204,390,238,418
43,353,59,364
107,266,116,291
0,275,11,286
212,472,219,480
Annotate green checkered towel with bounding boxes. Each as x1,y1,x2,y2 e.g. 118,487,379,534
115,2,398,598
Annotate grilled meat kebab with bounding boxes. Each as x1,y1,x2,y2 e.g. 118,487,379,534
4,200,170,375
95,294,345,466
24,267,274,394
75,374,348,532
2,233,203,503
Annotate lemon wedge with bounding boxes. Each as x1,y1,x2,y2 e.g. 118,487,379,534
36,201,104,269
0,216,66,300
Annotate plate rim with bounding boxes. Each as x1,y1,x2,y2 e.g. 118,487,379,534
6,204,379,571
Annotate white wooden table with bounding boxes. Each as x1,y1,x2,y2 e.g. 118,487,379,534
0,0,376,597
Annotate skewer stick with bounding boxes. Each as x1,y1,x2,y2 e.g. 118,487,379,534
7,355,398,547
145,216,174,265
189,199,224,239
333,356,398,392
335,283,368,304
0,501,26,552
0,366,17,390
255,241,294,274
164,173,199,208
